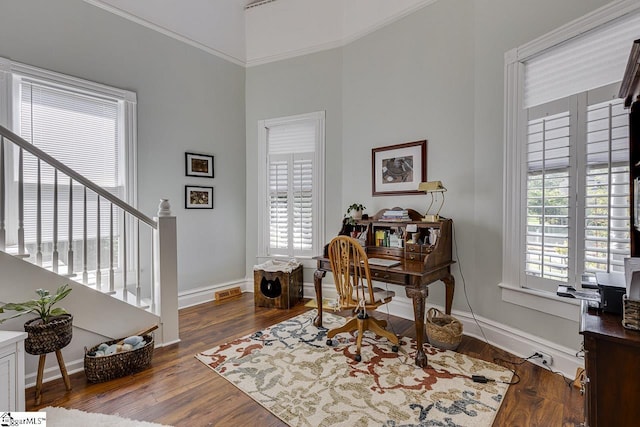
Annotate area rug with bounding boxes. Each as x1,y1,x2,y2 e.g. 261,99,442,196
195,309,512,427
41,407,172,427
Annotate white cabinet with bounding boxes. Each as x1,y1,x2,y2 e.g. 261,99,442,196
0,331,27,411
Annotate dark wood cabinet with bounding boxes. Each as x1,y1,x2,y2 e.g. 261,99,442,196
580,302,640,426
629,99,640,256
620,39,640,256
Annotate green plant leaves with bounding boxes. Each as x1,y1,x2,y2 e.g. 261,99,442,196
0,284,71,324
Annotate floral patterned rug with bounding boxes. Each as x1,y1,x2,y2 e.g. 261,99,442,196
195,310,512,427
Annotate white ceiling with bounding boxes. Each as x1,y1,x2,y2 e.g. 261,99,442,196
84,0,437,67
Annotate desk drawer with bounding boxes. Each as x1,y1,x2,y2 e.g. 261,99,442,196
367,247,403,258
406,243,420,253
405,252,426,262
371,270,406,285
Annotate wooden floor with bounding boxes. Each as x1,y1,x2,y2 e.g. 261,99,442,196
26,293,584,426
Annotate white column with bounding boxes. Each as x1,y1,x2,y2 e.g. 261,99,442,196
154,199,179,345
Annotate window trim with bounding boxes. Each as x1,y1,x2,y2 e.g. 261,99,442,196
502,0,640,317
0,57,138,208
257,111,325,259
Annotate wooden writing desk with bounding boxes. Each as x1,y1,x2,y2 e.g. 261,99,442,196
313,209,455,367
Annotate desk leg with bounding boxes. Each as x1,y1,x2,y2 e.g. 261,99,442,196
443,270,455,315
406,286,429,368
313,269,326,327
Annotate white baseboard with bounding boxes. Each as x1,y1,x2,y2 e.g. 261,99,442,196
177,279,251,309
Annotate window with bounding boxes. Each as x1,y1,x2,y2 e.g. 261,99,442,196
523,88,629,293
0,58,136,272
258,112,325,258
503,4,640,299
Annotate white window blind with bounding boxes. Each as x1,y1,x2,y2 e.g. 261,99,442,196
524,11,640,108
267,120,316,256
526,108,572,286
583,97,630,275
18,79,124,243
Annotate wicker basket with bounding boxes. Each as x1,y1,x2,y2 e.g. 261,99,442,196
426,308,463,351
623,295,640,331
24,314,73,355
84,334,154,383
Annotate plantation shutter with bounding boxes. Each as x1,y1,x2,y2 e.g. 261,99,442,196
583,96,630,276
267,121,315,256
18,79,123,243
525,99,573,291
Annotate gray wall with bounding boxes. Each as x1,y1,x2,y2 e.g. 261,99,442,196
0,0,247,293
246,0,612,350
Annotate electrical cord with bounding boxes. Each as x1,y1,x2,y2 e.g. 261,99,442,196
451,220,490,345
451,220,566,387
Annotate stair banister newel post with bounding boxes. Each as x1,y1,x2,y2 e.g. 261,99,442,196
154,199,179,345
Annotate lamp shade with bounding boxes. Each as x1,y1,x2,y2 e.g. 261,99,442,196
418,181,446,193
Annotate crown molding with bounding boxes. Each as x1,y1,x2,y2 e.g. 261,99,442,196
83,0,246,67
246,38,344,67
85,0,440,68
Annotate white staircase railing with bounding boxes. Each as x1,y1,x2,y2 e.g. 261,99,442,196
0,125,178,344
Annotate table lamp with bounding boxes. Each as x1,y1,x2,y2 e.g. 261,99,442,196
418,181,446,222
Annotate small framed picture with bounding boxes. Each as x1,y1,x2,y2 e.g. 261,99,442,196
372,140,427,196
185,152,214,178
185,185,214,209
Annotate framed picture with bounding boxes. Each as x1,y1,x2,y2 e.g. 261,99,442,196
371,140,427,196
185,185,214,209
185,152,214,178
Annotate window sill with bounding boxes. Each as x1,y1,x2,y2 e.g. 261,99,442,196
499,283,580,322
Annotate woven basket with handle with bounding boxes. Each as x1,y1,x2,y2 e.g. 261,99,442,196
426,308,462,350
84,334,154,383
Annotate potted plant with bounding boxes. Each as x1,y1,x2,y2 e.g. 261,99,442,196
0,284,73,355
345,203,366,225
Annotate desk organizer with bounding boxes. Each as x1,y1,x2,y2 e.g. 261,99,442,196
84,334,154,383
622,295,640,331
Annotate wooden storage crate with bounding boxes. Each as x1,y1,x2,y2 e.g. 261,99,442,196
254,263,303,309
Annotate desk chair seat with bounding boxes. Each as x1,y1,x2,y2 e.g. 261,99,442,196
326,236,400,362
352,286,395,304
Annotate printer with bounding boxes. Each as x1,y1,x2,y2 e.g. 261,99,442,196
595,272,626,315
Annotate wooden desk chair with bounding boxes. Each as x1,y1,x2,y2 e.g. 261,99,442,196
326,236,399,362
